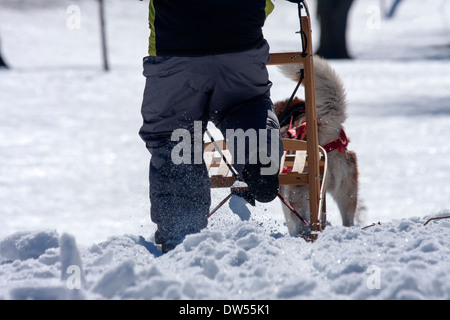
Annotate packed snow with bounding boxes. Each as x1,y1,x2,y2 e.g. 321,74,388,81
0,0,449,300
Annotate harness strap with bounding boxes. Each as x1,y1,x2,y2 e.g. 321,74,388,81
286,116,349,154
288,119,307,140
322,129,349,153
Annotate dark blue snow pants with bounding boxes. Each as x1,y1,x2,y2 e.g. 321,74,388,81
139,41,282,244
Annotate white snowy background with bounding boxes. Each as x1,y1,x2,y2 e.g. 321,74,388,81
0,0,449,300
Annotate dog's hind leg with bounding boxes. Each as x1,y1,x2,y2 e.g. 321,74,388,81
330,153,359,227
333,188,358,226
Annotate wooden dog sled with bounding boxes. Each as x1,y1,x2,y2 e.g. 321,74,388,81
204,1,327,241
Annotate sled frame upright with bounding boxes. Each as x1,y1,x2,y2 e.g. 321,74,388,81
204,1,326,240
268,1,324,237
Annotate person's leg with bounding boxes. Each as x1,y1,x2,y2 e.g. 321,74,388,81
139,56,211,246
209,41,283,203
148,140,210,246
219,95,282,203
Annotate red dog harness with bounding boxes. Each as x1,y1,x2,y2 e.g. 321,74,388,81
287,117,349,153
282,116,350,174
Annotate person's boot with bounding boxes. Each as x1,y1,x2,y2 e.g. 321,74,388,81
242,163,279,203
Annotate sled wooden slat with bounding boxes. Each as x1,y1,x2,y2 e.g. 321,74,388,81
204,139,324,189
292,151,307,173
282,139,307,151
278,139,322,186
268,52,305,66
210,176,236,188
204,152,214,171
208,156,222,168
279,152,286,174
204,140,227,152
217,150,232,177
279,172,309,185
204,141,237,189
204,140,227,171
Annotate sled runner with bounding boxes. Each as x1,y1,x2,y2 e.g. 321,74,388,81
204,1,327,241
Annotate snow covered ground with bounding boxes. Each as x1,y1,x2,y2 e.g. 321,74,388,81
0,0,449,300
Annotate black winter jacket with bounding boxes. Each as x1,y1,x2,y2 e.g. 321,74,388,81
148,0,276,56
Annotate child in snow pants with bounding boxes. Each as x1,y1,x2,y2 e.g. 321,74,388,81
139,41,282,248
138,0,299,250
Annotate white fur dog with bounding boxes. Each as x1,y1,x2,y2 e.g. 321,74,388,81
274,56,362,235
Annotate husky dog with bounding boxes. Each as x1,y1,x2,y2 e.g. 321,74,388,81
274,56,362,235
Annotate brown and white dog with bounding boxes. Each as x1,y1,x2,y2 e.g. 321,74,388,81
274,56,362,235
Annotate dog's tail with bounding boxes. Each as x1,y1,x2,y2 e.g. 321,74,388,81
278,55,348,124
